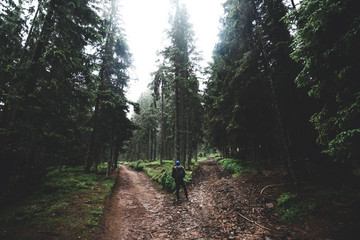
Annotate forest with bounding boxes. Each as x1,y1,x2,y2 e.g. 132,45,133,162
0,0,360,239
125,0,360,184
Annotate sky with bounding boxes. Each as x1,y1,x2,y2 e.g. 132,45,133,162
120,0,226,103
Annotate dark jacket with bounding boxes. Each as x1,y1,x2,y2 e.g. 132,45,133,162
172,165,185,182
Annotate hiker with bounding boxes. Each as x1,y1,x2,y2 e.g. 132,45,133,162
172,161,189,201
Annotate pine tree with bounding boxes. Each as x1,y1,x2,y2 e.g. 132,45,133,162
0,0,133,193
162,1,202,167
204,0,315,182
85,0,133,173
289,0,360,173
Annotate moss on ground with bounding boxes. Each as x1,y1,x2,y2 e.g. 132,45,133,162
0,164,116,240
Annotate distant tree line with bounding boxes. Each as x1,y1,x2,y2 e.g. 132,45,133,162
0,0,134,195
124,1,203,169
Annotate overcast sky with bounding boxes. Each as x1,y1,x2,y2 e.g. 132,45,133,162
120,0,226,102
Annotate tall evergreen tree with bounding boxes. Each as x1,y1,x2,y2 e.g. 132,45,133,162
162,1,202,167
126,2,202,167
0,0,133,193
289,0,360,175
85,0,133,173
152,64,171,165
1,0,102,190
204,0,315,181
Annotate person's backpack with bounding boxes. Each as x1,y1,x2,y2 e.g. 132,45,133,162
173,166,185,180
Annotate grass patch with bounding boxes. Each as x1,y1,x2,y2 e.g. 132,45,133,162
0,164,116,240
217,158,259,178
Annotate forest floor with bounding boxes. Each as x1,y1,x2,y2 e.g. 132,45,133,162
97,159,359,240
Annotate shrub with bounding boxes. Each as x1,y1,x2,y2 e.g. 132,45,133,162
159,169,192,193
124,159,193,193
277,192,297,206
160,169,176,192
126,160,145,171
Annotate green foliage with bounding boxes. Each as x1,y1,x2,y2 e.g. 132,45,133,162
125,160,193,193
203,0,313,169
123,91,160,162
125,160,146,171
0,0,133,193
43,166,104,193
160,169,177,192
276,185,360,224
277,192,317,224
277,192,297,206
159,168,192,193
288,0,360,164
217,158,258,178
125,2,203,165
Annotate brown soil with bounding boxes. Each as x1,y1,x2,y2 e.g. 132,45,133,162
98,159,359,240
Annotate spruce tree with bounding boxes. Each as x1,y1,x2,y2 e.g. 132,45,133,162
289,0,360,173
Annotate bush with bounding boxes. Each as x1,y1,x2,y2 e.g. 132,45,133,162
277,192,297,206
159,169,192,193
126,160,145,171
160,169,176,192
125,160,193,193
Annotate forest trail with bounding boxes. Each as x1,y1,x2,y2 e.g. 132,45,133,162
98,160,332,240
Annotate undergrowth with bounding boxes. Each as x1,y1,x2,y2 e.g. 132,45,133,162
123,160,194,192
276,184,360,224
0,164,116,240
217,158,259,177
276,192,317,224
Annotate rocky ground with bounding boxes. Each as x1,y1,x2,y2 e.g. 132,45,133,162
98,159,359,240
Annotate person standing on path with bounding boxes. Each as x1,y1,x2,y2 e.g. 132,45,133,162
172,161,188,201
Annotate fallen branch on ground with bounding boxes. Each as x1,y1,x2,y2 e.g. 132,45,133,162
260,183,285,195
236,212,273,232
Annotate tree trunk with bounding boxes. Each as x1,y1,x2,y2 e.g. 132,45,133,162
107,129,115,177
290,0,296,10
148,128,152,161
17,0,43,68
153,128,157,161
113,141,120,170
160,85,165,165
0,2,54,156
186,113,191,169
85,97,100,173
179,80,186,165
195,146,198,162
174,75,181,163
251,0,298,186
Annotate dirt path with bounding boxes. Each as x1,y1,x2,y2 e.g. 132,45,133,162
100,165,167,239
99,159,348,240
99,160,282,240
